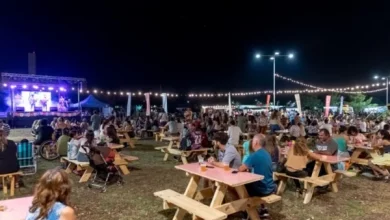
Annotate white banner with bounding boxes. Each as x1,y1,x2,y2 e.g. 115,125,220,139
228,92,232,116
144,93,151,116
162,93,168,113
294,94,302,115
126,94,131,116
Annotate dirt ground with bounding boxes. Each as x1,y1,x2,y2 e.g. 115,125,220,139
2,128,390,220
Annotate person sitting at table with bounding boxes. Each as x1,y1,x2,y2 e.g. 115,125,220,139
208,132,241,169
100,119,112,138
56,128,71,157
242,134,255,163
164,117,179,136
212,118,223,133
26,168,76,220
33,119,54,148
384,124,390,133
264,134,280,171
77,130,96,162
106,125,120,145
237,134,275,218
0,128,19,177
333,126,350,169
189,122,208,150
319,118,333,136
306,129,338,177
307,120,319,137
177,118,184,135
368,130,390,180
347,126,367,144
285,137,322,196
80,118,89,134
289,121,303,140
227,120,242,145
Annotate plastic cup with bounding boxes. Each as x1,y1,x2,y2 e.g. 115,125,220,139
223,163,230,171
200,163,207,172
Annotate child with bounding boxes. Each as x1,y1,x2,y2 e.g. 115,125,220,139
284,137,321,196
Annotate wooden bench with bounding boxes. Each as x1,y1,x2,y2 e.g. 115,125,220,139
118,133,135,148
273,172,330,195
334,170,357,178
1,171,23,197
154,189,227,220
61,157,94,183
119,154,139,162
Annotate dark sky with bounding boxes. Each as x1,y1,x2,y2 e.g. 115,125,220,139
1,1,390,97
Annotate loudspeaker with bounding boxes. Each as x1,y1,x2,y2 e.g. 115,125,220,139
50,107,58,112
15,107,25,112
35,107,42,112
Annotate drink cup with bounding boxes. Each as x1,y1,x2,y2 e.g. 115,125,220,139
223,163,230,171
200,163,207,172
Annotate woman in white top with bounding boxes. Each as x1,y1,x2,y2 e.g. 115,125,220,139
258,111,268,134
270,110,284,133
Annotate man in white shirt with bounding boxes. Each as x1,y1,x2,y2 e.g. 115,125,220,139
320,119,333,136
358,119,367,133
227,120,242,145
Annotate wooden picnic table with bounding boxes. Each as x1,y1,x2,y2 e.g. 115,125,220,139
164,163,277,220
116,129,135,148
348,144,379,166
303,154,350,204
0,196,33,220
107,143,130,175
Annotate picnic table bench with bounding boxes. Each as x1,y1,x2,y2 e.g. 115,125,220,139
274,154,352,204
155,163,281,220
1,171,23,197
108,143,138,175
61,157,94,183
117,131,136,148
155,137,209,164
348,144,379,166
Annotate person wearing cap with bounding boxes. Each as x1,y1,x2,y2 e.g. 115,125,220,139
0,119,11,137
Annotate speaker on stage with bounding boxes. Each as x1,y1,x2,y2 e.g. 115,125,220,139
35,107,42,112
50,107,58,112
15,107,25,112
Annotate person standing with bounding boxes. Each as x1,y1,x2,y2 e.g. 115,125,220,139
258,112,268,134
237,113,247,133
90,110,102,137
227,120,242,145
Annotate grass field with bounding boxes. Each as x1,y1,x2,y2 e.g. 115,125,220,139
2,129,390,220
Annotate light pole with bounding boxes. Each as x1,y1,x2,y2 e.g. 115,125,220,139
255,51,294,107
374,75,389,106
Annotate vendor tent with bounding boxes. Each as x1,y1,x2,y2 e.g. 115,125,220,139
70,95,109,108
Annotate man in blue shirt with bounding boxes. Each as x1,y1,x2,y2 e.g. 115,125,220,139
238,134,276,218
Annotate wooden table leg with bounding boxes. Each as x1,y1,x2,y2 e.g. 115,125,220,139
276,176,287,195
2,177,7,195
80,166,94,183
65,163,76,174
119,165,130,175
350,148,365,165
10,175,15,196
303,161,322,204
235,185,260,220
324,162,338,192
163,148,170,161
181,155,188,164
174,175,200,220
210,182,227,208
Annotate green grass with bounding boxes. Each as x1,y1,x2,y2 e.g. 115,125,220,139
3,129,390,220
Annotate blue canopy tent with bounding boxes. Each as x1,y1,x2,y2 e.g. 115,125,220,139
70,95,109,108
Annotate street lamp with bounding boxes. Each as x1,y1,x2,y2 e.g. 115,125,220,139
373,74,389,106
255,52,294,106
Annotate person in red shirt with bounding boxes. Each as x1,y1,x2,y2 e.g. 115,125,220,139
190,123,208,150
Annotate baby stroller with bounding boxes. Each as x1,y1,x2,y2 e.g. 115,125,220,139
87,147,124,192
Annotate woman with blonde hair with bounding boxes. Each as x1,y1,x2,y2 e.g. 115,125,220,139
26,168,76,220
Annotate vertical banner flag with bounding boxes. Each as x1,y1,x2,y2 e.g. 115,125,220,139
228,92,232,116
294,94,302,115
266,94,271,110
126,94,132,116
339,96,344,114
162,93,168,113
144,93,151,116
325,95,331,117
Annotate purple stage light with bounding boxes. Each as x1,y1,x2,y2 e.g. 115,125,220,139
10,85,16,89
33,85,38,89
59,87,65,92
3,83,7,87
48,87,54,91
22,85,27,89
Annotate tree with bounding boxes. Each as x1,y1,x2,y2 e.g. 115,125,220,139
330,92,341,107
300,94,324,110
347,93,375,113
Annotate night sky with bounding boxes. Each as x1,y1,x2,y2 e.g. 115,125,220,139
0,1,390,104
